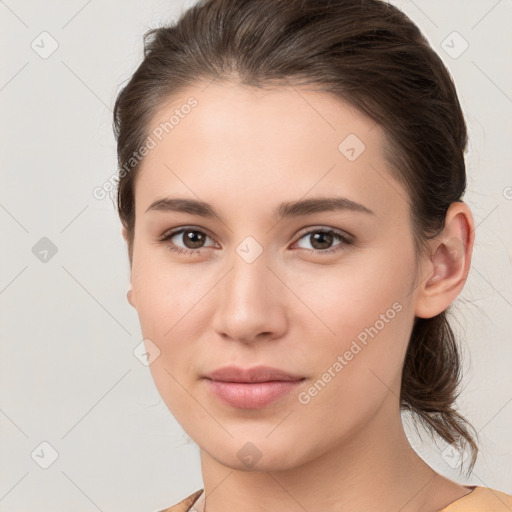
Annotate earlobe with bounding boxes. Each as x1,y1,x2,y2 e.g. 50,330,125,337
414,203,474,319
127,288,136,308
122,227,135,308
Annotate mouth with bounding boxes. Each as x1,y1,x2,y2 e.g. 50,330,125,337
203,365,306,409
204,365,305,383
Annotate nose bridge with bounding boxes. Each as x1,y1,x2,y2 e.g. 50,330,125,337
212,239,287,342
224,242,274,316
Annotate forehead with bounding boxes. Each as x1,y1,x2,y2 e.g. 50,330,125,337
147,81,380,154
134,81,409,222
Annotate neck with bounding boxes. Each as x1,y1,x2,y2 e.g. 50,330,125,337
197,396,451,512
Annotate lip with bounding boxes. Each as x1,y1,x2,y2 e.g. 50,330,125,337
203,365,305,409
204,365,305,383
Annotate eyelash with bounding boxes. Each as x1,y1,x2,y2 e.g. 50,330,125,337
158,227,353,257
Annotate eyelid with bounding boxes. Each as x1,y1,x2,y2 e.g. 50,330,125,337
293,225,354,242
158,226,219,248
159,225,215,240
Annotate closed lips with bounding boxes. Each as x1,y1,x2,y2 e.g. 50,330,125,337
204,365,305,383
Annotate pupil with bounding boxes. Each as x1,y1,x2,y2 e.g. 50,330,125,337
312,232,332,250
185,231,204,248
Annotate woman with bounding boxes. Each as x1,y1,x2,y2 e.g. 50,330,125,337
113,0,512,510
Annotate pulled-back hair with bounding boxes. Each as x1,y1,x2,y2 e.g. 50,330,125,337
113,0,478,473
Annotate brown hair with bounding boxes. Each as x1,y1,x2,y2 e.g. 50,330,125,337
113,0,478,472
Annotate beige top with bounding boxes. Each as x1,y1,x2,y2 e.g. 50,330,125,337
157,485,512,512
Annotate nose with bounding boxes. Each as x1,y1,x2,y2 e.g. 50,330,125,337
211,249,288,344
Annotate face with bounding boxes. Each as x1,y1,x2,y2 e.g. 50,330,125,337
127,81,423,471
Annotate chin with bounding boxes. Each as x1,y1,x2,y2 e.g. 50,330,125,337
198,433,310,472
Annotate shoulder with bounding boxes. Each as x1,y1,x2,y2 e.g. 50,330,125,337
441,486,512,511
150,486,512,512
155,489,204,512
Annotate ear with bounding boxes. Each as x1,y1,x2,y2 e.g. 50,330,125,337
414,202,474,319
127,288,136,308
121,226,136,308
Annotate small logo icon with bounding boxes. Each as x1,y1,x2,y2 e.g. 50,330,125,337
338,133,366,161
133,338,161,366
236,236,263,264
31,31,59,59
31,441,59,469
237,442,263,468
441,443,470,469
441,31,469,59
32,237,58,263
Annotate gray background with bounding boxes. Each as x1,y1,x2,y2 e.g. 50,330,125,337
0,0,511,510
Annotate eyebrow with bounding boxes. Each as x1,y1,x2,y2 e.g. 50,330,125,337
145,196,374,220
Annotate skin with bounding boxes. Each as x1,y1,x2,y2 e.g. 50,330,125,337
123,81,475,512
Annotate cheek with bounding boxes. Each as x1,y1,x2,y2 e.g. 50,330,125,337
295,298,412,441
132,257,208,417
293,251,414,345
130,251,214,396
293,249,415,400
130,247,208,337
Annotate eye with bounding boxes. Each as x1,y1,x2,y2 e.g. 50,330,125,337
159,227,217,256
159,226,353,257
292,228,353,256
